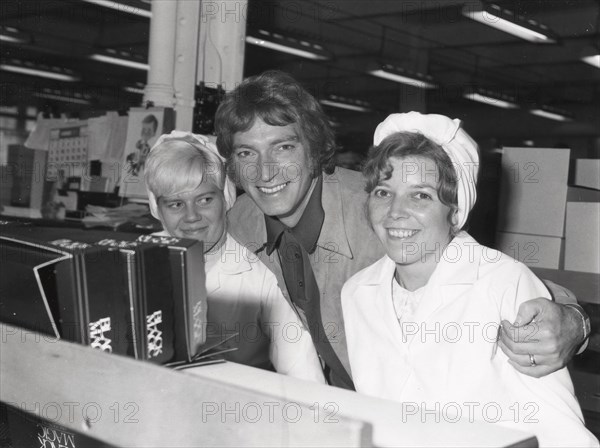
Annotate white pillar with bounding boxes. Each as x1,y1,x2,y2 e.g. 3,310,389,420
198,0,248,91
173,0,202,130
144,0,178,107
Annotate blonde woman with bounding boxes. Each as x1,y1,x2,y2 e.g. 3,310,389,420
145,131,324,383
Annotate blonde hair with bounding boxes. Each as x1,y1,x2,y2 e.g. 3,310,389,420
144,136,226,199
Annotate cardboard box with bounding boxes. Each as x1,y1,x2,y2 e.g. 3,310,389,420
564,202,600,274
496,231,563,269
497,147,570,237
0,229,132,355
574,159,600,191
136,234,206,362
567,186,600,202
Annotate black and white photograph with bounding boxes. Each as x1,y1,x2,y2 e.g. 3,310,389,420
119,106,174,199
0,1,599,447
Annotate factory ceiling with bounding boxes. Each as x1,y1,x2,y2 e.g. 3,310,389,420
1,0,599,151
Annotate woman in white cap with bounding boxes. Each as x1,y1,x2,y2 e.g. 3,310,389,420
145,131,324,383
341,113,597,447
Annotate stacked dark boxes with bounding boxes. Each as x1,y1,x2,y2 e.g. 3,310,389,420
1,224,208,448
0,224,206,364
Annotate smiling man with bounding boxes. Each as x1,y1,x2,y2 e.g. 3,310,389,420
215,70,589,389
231,120,317,226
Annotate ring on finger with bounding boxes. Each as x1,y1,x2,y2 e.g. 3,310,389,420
529,353,537,367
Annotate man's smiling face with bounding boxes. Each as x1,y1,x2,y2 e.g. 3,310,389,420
232,118,316,226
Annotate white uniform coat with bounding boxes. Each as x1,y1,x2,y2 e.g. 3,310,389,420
342,232,597,447
205,233,325,383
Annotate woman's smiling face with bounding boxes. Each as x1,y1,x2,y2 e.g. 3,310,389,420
368,156,453,268
157,181,226,252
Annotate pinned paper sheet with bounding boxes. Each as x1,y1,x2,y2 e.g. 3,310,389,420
88,112,128,163
24,114,70,151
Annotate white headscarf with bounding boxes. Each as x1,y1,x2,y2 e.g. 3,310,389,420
373,112,479,230
146,131,236,220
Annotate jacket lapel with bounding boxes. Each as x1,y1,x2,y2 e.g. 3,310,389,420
318,170,353,259
357,257,411,352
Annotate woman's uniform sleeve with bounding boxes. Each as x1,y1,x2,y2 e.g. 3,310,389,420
261,276,326,384
494,263,598,447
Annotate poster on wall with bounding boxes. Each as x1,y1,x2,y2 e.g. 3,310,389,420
118,107,175,199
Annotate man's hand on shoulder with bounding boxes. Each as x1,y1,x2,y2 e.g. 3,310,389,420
499,298,587,378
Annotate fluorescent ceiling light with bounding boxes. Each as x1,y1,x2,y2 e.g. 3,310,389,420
124,86,145,95
0,34,23,43
0,64,78,82
530,109,571,122
320,99,371,113
82,0,152,18
369,69,436,89
464,92,518,109
246,30,330,61
90,53,149,71
33,93,91,105
246,36,328,60
0,26,27,43
581,54,600,69
368,63,436,89
466,11,551,43
462,3,555,43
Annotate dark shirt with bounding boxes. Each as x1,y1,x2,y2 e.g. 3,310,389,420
265,176,324,292
265,177,355,388
265,176,324,315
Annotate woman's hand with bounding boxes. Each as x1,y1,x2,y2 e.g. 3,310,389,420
499,298,585,378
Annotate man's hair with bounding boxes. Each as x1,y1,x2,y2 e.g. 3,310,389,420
142,114,159,132
144,136,225,199
215,70,337,176
363,132,459,232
